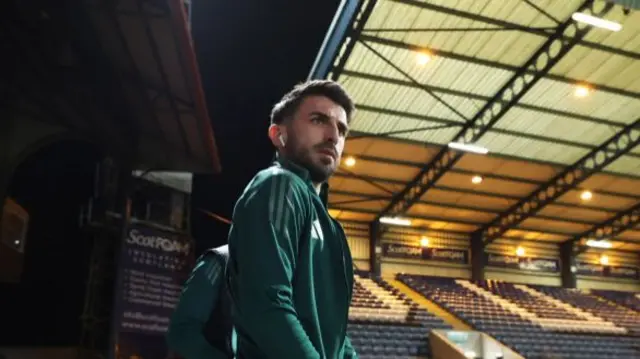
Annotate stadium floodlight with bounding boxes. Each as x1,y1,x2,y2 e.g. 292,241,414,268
586,239,613,249
379,216,412,226
447,142,489,155
571,12,622,32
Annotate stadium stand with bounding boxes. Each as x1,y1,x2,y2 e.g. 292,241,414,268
348,272,451,359
531,285,640,336
592,289,640,312
396,274,640,359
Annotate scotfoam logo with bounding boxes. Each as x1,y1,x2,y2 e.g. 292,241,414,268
127,229,190,255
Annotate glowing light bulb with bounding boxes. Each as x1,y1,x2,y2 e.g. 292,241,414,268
580,190,593,201
420,236,429,247
344,156,356,167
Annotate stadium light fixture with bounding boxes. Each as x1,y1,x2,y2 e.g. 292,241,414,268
599,254,609,265
471,175,483,184
420,236,429,247
572,12,622,32
447,142,489,155
379,216,412,226
416,51,432,66
580,190,593,201
515,246,525,257
574,84,591,97
586,239,612,249
344,156,356,167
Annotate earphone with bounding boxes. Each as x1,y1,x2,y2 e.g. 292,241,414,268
278,133,286,147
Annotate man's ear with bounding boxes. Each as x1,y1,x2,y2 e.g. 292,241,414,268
268,124,286,149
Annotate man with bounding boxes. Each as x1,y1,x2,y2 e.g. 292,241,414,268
166,245,235,359
226,80,358,359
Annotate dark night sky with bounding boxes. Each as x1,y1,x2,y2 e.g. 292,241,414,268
189,0,341,253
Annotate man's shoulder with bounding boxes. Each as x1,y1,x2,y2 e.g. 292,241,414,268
245,165,308,195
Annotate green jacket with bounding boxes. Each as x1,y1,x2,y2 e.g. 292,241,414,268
166,249,236,359
227,157,357,359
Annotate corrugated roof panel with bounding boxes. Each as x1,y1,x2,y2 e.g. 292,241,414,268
519,217,592,234
494,107,626,147
342,75,482,122
456,154,560,182
504,229,569,242
342,43,405,81
343,137,440,164
329,175,401,197
603,155,640,176
557,189,637,210
408,203,495,223
478,131,590,165
350,157,419,182
368,0,560,66
329,209,375,222
618,229,640,242
349,106,462,144
329,193,386,210
519,78,640,125
582,174,640,197
551,46,640,93
349,41,515,98
409,217,479,233
538,204,612,223
436,171,538,197
422,188,515,212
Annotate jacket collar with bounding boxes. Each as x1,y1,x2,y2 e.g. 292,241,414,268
273,153,330,208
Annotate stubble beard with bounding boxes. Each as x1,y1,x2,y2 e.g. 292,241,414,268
284,138,336,184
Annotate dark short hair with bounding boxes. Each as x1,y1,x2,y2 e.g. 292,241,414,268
270,80,355,125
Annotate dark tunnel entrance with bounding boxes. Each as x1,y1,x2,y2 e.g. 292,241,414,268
0,140,104,347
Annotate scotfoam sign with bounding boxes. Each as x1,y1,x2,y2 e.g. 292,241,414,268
382,243,468,264
127,228,191,255
577,261,639,280
383,243,422,259
486,253,559,273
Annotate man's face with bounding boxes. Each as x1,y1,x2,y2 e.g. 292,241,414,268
282,95,349,184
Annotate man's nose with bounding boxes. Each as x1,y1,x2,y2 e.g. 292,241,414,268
325,124,339,143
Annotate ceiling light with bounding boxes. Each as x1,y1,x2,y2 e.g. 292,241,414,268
471,175,483,184
447,142,489,155
515,246,525,257
599,254,609,265
572,12,622,32
580,190,593,201
344,156,356,167
420,236,429,247
379,216,412,226
574,85,591,98
416,52,432,65
586,239,612,249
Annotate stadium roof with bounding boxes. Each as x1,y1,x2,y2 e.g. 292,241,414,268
86,0,221,173
310,0,640,255
3,0,221,174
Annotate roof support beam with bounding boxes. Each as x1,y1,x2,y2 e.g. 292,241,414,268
572,202,640,256
480,119,640,246
374,0,612,223
308,0,378,81
308,0,361,80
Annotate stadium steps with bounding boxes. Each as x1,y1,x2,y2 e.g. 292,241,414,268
383,276,471,331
